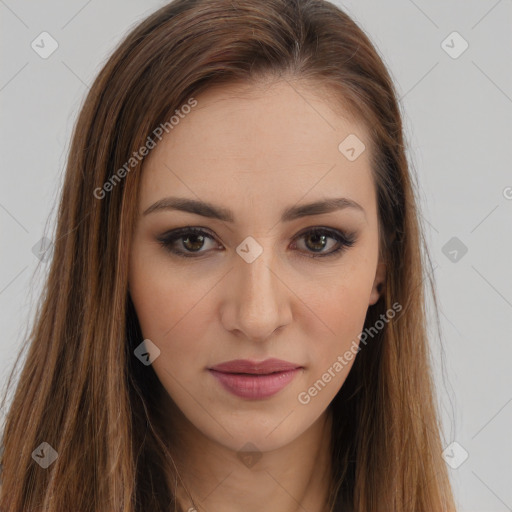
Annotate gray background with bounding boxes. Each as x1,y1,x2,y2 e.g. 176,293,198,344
1,1,511,510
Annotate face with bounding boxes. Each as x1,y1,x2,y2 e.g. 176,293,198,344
128,78,385,454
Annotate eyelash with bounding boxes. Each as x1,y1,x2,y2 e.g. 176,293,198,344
156,226,357,260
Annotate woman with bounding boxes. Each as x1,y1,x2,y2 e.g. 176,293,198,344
0,0,457,510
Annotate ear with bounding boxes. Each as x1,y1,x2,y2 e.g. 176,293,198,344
369,260,386,306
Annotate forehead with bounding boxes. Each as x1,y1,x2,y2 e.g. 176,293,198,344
139,79,376,223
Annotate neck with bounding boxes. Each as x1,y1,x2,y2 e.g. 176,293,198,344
161,397,334,512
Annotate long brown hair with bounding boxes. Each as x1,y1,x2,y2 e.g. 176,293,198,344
0,0,456,510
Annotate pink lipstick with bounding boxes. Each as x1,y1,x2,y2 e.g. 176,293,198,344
208,358,302,400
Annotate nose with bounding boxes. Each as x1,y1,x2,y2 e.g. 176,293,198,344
221,246,292,343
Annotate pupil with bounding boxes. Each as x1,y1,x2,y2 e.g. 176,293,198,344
183,234,204,252
307,233,326,252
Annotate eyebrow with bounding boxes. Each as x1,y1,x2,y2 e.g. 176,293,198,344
142,196,366,222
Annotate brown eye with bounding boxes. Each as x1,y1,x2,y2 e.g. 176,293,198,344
303,232,331,253
181,232,207,252
157,227,219,258
292,228,356,259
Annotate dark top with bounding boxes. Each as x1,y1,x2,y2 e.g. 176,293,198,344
335,494,354,512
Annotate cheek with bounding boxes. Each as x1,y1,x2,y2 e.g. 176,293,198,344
320,282,369,341
128,249,215,364
299,261,374,372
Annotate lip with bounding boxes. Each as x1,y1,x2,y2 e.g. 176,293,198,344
208,358,303,400
209,358,301,374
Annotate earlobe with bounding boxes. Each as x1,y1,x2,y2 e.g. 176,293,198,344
369,261,386,306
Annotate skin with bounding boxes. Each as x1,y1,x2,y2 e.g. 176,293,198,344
128,78,386,512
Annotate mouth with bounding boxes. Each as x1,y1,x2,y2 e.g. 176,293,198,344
208,358,303,400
